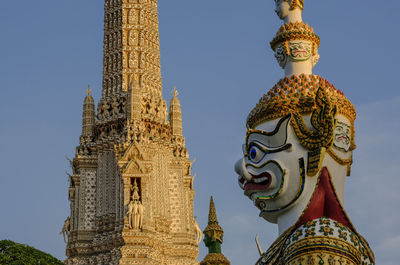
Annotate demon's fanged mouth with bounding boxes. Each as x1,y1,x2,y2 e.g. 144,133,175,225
238,172,272,195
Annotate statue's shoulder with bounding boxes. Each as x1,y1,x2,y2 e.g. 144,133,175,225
255,225,294,265
256,217,374,265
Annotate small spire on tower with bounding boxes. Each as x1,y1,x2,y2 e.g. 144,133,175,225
200,196,230,265
82,85,95,138
172,86,179,98
169,86,183,137
87,85,92,96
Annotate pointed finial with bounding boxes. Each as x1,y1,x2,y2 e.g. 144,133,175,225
203,196,224,243
208,196,218,225
172,86,179,98
86,85,92,96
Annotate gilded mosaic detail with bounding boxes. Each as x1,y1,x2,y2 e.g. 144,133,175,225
256,217,374,265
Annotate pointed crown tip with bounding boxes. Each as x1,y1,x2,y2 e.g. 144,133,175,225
86,85,92,97
208,196,218,224
287,0,304,10
204,195,224,237
172,86,179,98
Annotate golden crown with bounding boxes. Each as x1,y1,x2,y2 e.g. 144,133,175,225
288,0,304,10
246,74,356,129
270,22,320,55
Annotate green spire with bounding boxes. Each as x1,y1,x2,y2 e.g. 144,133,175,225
200,196,230,265
203,196,224,248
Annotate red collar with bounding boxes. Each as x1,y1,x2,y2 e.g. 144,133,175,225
295,167,353,230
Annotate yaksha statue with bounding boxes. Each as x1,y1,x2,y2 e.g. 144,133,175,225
234,1,374,264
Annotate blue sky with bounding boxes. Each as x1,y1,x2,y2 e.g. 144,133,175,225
0,1,399,264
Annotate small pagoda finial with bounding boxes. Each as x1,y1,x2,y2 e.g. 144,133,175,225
208,196,219,225
81,84,95,139
172,86,179,98
87,85,92,96
169,86,183,136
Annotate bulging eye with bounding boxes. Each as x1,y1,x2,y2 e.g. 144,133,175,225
248,146,265,163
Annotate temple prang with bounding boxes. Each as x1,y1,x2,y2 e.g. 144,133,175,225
64,1,199,264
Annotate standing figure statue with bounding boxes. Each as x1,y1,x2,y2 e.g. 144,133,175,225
128,200,136,229
60,216,71,243
138,202,145,230
234,1,374,264
127,179,144,230
133,201,140,230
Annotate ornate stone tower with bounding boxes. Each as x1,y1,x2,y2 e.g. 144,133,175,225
64,0,199,264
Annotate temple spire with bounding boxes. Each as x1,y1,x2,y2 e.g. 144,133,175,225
200,196,230,265
169,86,183,137
101,0,162,99
81,85,95,138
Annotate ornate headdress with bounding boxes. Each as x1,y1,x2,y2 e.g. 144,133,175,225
246,75,356,176
270,22,320,56
286,0,304,10
247,75,356,129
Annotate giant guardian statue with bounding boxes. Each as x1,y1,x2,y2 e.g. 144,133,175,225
235,1,375,264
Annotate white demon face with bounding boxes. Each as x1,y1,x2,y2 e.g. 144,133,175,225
333,116,351,152
235,115,309,222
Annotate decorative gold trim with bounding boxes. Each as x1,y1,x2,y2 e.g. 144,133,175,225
246,75,356,150
294,167,375,263
290,87,337,176
284,236,362,265
200,253,231,265
271,22,319,55
288,0,304,10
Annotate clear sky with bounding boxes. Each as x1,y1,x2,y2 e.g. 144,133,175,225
0,1,399,264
